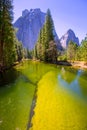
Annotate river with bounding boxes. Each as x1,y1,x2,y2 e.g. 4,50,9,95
0,61,87,130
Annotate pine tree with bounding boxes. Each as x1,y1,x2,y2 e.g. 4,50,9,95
44,9,55,62
36,29,42,59
35,9,57,63
0,0,16,68
15,41,23,62
33,45,37,59
45,9,54,46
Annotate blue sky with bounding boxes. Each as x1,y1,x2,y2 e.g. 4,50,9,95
13,0,87,42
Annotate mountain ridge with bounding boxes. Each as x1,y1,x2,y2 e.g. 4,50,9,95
59,29,79,48
14,8,61,50
14,9,79,50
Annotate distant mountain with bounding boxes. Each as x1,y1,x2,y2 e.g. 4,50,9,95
14,8,61,50
60,29,79,49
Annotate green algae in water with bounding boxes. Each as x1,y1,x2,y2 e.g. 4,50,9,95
0,61,55,130
0,61,87,130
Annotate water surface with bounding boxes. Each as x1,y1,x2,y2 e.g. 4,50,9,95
0,61,87,130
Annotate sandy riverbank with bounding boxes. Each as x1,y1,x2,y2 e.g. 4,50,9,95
70,61,87,69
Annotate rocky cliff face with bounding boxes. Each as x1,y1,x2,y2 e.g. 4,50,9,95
14,9,45,50
60,29,79,49
14,9,61,50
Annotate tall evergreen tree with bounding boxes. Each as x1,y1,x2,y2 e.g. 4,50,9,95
35,9,57,62
36,29,42,59
45,9,54,47
15,40,23,62
0,0,16,67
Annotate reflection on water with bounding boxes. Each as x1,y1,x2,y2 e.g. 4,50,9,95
58,67,87,101
0,68,20,86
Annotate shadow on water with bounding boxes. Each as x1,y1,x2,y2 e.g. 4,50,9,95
18,74,37,86
57,61,72,66
0,68,20,87
0,68,38,88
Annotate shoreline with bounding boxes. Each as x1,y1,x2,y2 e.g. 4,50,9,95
16,59,87,70
58,61,87,69
56,60,87,70
70,61,87,69
0,59,87,74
